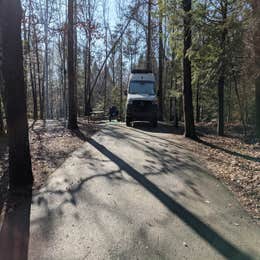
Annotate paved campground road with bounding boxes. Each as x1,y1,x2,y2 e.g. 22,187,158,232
3,122,260,260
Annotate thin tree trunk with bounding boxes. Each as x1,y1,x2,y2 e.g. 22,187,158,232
85,0,92,116
146,0,152,71
63,33,67,119
74,0,78,117
252,0,260,138
196,80,200,123
29,55,38,120
84,43,88,115
0,94,4,135
104,25,108,112
217,0,227,136
183,0,196,139
170,50,178,127
67,0,78,129
217,69,225,135
233,73,247,135
34,27,43,120
1,0,33,187
120,38,123,121
158,4,164,120
28,0,38,121
44,0,49,119
226,80,232,123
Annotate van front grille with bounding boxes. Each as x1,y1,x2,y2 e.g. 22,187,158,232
132,100,153,112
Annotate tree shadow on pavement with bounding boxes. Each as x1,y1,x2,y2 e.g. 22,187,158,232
85,136,253,260
0,188,32,260
132,122,184,135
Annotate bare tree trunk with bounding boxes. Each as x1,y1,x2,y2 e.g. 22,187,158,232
1,0,33,187
74,0,78,117
170,50,178,127
103,26,108,112
67,0,78,129
29,54,38,120
217,0,227,136
146,0,152,71
0,94,4,135
183,0,196,139
34,26,43,120
158,4,164,120
217,71,225,135
112,48,115,85
233,73,247,135
84,44,87,115
28,0,38,121
63,32,68,119
196,80,200,123
252,0,260,138
44,0,49,119
120,38,123,121
84,0,92,116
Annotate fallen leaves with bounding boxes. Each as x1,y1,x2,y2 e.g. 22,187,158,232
182,123,260,224
0,119,100,196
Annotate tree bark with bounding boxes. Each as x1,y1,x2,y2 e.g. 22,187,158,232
183,0,196,139
104,25,108,112
84,0,92,116
120,38,123,121
158,4,164,121
252,0,260,138
0,94,4,135
146,0,152,71
196,81,200,123
1,0,33,187
67,0,78,129
44,0,49,119
28,0,38,121
34,26,44,120
217,0,227,136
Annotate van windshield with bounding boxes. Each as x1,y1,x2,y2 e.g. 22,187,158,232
129,81,155,95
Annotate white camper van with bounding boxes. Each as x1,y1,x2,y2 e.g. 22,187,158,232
125,69,158,127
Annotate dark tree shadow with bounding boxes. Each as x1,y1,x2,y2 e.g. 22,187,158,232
84,136,253,260
131,121,184,135
198,138,260,163
0,188,32,260
129,122,259,163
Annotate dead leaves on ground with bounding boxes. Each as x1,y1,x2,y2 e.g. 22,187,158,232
183,125,260,224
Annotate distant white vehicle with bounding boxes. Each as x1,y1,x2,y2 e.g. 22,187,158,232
125,69,158,127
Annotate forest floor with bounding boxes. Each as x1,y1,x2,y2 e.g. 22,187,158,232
0,119,100,221
182,122,260,224
29,119,100,190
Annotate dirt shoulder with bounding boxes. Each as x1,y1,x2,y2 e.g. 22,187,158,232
180,123,260,224
0,119,100,218
29,119,100,190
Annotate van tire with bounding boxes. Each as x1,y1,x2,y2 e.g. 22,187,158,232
126,117,131,127
151,119,158,128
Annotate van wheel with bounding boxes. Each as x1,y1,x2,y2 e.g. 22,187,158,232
126,117,131,127
151,119,158,128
